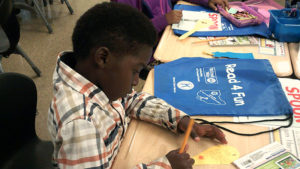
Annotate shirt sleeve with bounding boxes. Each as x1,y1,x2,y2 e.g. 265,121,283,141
134,156,172,169
124,91,187,133
55,119,110,169
151,15,169,34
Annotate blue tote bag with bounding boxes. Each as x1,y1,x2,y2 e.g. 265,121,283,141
154,58,293,117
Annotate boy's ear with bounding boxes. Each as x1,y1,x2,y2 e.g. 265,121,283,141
93,47,111,68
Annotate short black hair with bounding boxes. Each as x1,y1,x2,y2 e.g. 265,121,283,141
72,2,157,60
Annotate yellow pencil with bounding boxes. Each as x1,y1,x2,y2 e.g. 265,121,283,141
192,37,228,44
179,119,194,154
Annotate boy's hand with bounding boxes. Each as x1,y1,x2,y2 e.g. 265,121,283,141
166,145,195,169
208,0,229,11
178,116,228,144
165,10,183,24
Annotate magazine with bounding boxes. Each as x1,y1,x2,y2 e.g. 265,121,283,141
233,142,300,169
208,36,258,46
259,38,285,56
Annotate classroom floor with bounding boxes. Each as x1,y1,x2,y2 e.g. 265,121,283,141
2,0,285,141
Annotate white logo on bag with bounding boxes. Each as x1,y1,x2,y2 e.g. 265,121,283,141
177,81,194,90
206,78,216,84
196,90,226,105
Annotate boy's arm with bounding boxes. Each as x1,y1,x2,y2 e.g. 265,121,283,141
124,91,187,133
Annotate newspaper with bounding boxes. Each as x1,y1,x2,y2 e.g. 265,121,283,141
208,36,258,46
270,128,300,158
233,142,300,169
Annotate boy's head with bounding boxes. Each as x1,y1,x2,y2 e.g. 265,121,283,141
72,2,157,101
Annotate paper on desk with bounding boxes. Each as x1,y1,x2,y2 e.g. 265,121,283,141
270,128,300,158
233,142,300,169
172,10,222,32
192,145,239,165
227,8,238,14
259,38,285,56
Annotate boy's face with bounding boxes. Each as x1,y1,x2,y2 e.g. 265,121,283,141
99,45,153,101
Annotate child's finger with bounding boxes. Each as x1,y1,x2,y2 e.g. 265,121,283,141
222,1,226,9
190,127,201,142
174,9,182,14
180,152,190,159
178,11,183,17
183,144,189,152
214,128,228,144
208,2,217,11
188,158,195,165
216,135,227,144
224,0,229,8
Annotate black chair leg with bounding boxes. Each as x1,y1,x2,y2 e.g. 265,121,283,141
15,46,41,77
14,1,53,33
0,55,4,73
62,0,73,14
32,0,53,33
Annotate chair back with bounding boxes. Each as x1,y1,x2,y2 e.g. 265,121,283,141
0,7,20,57
0,72,37,164
0,0,13,25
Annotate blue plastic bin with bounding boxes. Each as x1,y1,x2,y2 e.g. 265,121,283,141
269,9,300,42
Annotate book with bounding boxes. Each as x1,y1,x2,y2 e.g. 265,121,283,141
233,142,300,169
172,10,222,32
208,36,258,46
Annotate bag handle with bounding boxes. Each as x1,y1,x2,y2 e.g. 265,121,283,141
194,113,293,136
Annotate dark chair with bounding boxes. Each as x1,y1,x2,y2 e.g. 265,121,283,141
0,72,53,169
0,0,41,76
0,0,12,25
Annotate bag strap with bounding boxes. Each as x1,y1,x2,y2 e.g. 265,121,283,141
194,113,293,136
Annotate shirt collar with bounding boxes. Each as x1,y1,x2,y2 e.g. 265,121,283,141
54,51,110,105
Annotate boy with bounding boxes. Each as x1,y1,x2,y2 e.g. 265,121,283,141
48,2,227,169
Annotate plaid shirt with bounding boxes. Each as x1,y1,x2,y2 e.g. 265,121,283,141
48,52,187,169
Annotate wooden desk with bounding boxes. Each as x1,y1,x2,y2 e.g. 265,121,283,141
112,69,271,169
289,43,300,79
153,1,292,77
154,25,292,77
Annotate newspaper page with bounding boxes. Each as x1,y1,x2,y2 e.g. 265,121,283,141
233,142,300,169
270,128,300,158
